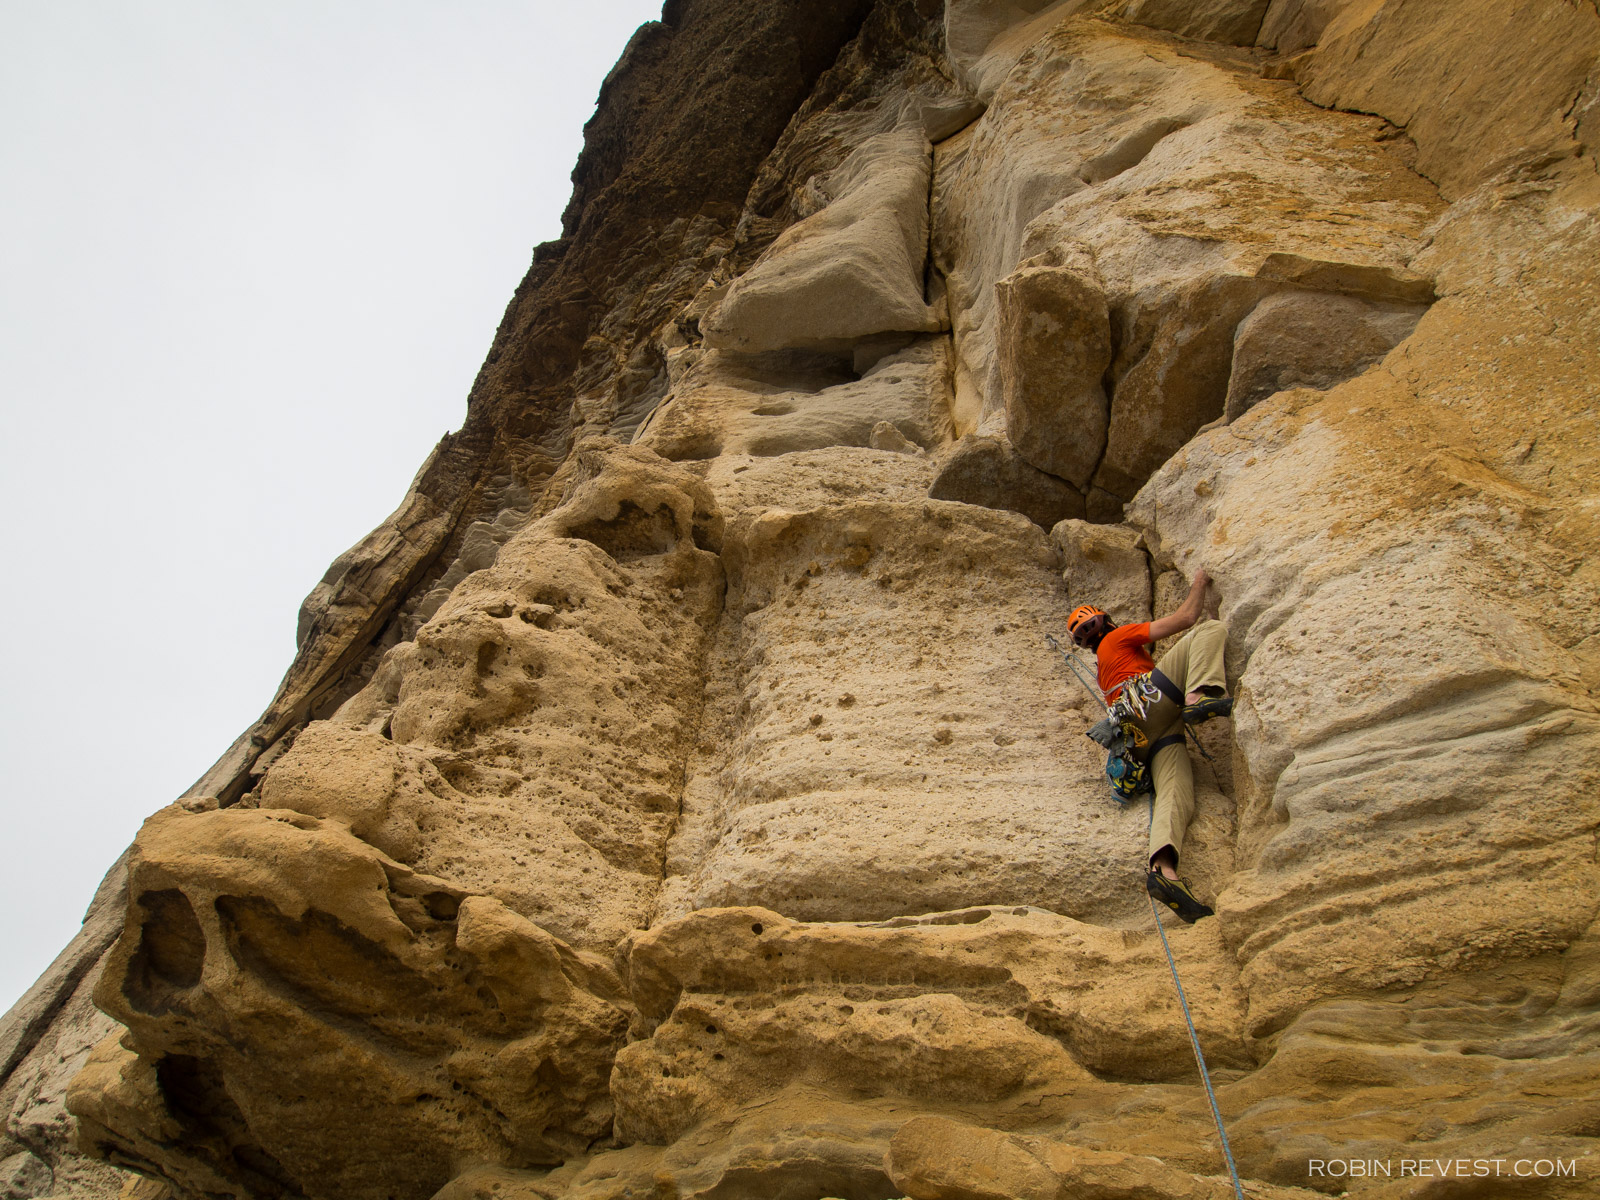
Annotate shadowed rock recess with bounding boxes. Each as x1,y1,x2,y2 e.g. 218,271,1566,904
5,0,1599,1196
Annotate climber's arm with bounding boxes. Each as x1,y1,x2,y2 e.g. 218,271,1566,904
1147,567,1210,642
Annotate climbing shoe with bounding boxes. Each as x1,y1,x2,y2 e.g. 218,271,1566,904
1182,694,1233,725
1147,872,1215,923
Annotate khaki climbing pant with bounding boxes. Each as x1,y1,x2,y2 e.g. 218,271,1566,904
1124,619,1227,867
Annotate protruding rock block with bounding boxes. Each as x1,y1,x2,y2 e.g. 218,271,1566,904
1094,275,1263,501
1051,518,1151,623
929,433,1085,529
612,907,1248,1143
1112,0,1272,47
934,18,1442,504
704,128,946,353
638,337,955,462
996,263,1112,488
1224,290,1426,421
1252,252,1435,305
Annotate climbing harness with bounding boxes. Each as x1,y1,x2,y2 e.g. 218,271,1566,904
1045,635,1191,804
1147,800,1247,1200
1045,632,1219,796
1045,633,1150,802
1046,629,1244,1195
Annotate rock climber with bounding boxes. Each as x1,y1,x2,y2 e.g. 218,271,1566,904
1067,568,1232,923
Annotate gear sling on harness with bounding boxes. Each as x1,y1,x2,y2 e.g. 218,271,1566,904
1102,669,1186,804
1049,632,1186,804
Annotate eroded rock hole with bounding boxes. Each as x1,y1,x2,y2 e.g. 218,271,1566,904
659,432,724,463
124,889,205,1013
716,347,860,394
155,1055,306,1199
692,508,721,553
422,892,460,921
475,642,500,676
568,500,678,561
213,895,520,1038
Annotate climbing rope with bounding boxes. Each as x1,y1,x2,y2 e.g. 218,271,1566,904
1182,718,1219,767
1147,799,1247,1200
1044,630,1246,1196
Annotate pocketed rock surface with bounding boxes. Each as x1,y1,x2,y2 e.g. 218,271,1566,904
5,1,1599,1198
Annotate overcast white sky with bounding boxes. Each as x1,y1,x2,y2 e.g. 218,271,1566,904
0,1,666,1016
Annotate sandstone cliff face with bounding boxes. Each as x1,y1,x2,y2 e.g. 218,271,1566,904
6,1,1600,1197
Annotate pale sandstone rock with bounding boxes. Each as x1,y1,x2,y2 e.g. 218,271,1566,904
1222,290,1426,422
870,419,924,454
310,441,726,952
1092,274,1263,500
1113,0,1271,46
886,1115,1324,1200
694,446,937,516
193,440,478,809
614,906,1248,1143
1125,164,1600,1042
71,806,628,1200
637,336,955,463
615,989,1086,1146
887,1116,1060,1200
649,500,1242,930
932,17,1441,498
1,859,137,1200
1255,0,1341,55
0,975,128,1200
1220,977,1600,1193
433,1101,907,1200
1251,251,1435,306
0,975,125,1200
927,433,1086,528
1050,519,1151,624
1289,0,1600,198
1,857,125,1087
703,127,946,353
944,0,1112,101
995,262,1112,487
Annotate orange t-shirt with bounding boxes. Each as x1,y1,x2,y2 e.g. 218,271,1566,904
1096,622,1154,703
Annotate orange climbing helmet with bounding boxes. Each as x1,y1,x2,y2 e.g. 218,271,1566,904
1068,601,1107,649
1067,605,1107,639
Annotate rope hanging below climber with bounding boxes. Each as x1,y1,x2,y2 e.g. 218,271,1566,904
1048,565,1246,1200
